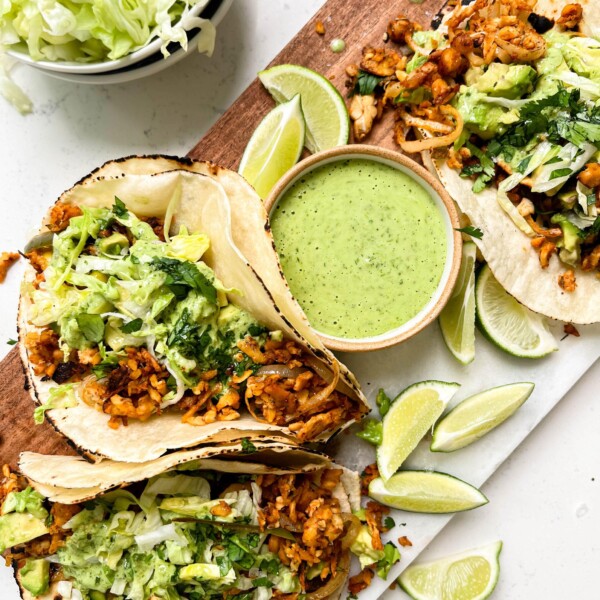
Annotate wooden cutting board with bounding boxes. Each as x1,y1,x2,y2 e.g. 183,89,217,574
0,0,447,467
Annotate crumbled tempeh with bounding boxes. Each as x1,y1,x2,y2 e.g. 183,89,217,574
558,269,577,292
361,46,402,77
578,163,600,189
350,94,378,141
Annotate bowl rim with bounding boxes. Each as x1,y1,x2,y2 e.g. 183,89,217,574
264,144,463,352
5,0,217,74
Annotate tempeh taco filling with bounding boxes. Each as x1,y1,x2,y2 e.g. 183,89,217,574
23,199,359,442
0,464,394,600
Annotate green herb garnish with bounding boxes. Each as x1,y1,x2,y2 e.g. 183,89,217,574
455,226,484,239
152,257,217,304
112,196,129,218
121,318,143,334
353,70,384,96
241,438,257,454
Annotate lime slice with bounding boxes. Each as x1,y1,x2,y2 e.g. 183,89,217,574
476,264,558,358
258,64,350,153
439,241,477,365
238,94,305,199
377,381,460,481
399,541,502,600
431,382,534,452
369,471,488,513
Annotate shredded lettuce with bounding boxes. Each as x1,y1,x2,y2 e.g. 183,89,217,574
140,473,211,510
2,487,48,520
33,384,77,424
531,142,597,194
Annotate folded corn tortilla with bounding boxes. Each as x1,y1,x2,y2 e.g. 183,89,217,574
18,156,368,462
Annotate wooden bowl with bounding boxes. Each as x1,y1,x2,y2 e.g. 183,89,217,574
264,145,462,352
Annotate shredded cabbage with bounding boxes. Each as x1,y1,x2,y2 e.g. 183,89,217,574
134,523,188,552
531,142,597,194
0,51,31,113
0,0,212,62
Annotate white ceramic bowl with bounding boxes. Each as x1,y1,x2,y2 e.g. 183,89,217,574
265,145,462,352
6,0,231,83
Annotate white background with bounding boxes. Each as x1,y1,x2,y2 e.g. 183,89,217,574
0,1,598,598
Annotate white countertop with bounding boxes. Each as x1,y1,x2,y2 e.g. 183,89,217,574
0,1,598,598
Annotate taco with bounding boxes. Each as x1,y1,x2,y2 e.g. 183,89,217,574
18,156,368,462
422,0,600,323
0,445,393,600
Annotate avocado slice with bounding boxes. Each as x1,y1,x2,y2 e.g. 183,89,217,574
19,558,49,596
476,63,536,99
0,512,49,552
552,214,582,266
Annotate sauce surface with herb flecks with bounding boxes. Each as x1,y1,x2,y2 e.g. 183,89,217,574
270,158,447,339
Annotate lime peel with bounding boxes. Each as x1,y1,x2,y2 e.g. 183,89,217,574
399,540,503,600
439,241,477,365
431,382,534,452
377,381,460,481
475,264,558,358
369,471,488,514
238,94,305,199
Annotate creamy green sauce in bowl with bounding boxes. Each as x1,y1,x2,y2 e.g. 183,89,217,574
270,156,450,342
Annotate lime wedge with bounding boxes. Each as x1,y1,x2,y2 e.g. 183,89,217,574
431,382,534,452
439,242,477,365
399,541,502,600
238,94,305,199
258,64,350,153
369,471,488,513
476,264,558,358
377,381,460,481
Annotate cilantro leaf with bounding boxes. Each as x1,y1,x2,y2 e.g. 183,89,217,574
121,318,143,334
455,225,483,239
76,314,105,343
241,438,257,454
112,196,129,218
550,167,573,180
354,71,384,96
384,516,396,529
7,339,17,346
216,555,231,577
253,577,273,587
152,257,217,304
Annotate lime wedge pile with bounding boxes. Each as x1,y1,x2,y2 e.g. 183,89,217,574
376,381,460,481
476,265,557,358
369,471,488,513
431,382,534,452
240,64,350,198
399,541,503,600
258,64,350,153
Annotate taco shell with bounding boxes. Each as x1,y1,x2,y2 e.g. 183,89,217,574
430,157,600,323
18,157,368,462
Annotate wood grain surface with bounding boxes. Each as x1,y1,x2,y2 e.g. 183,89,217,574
0,0,447,467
